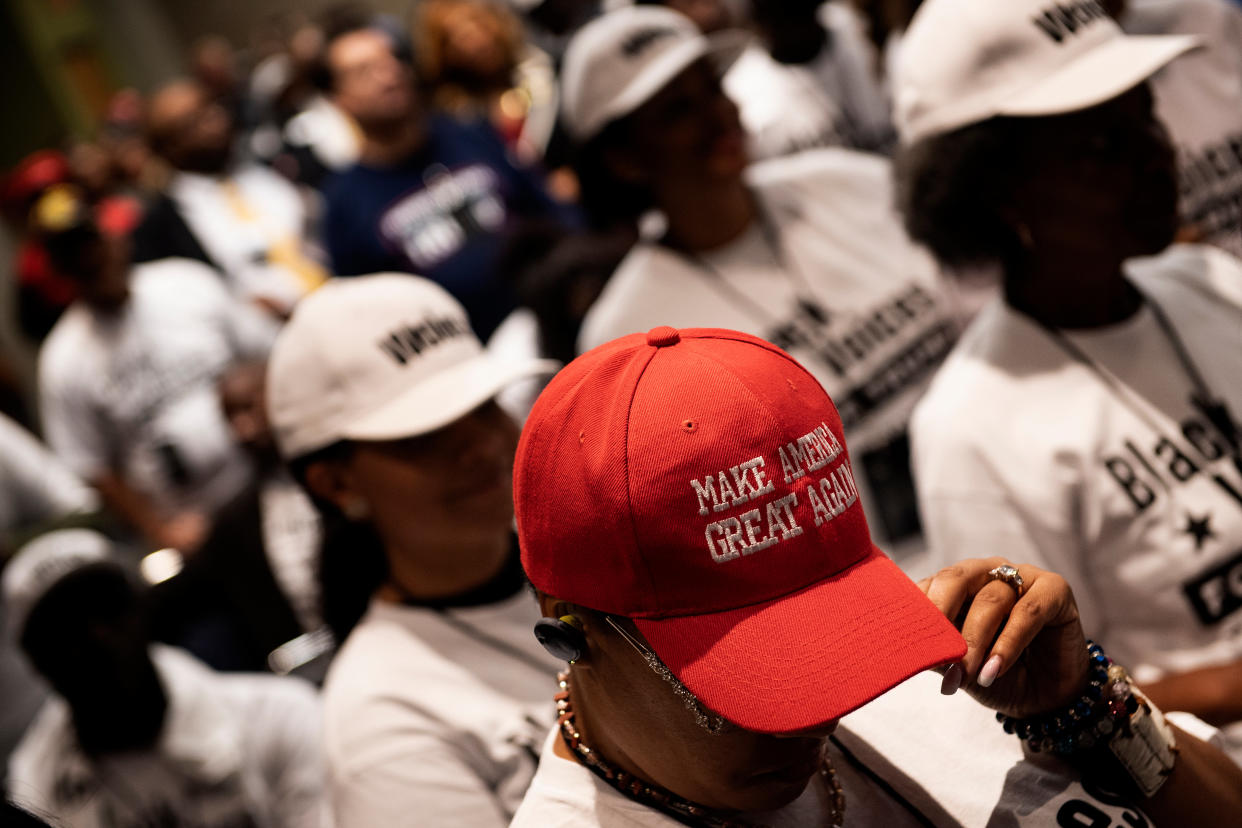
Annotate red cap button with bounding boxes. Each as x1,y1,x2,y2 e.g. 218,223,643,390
646,326,680,347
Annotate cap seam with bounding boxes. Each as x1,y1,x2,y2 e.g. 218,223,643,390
624,346,664,607
637,338,849,618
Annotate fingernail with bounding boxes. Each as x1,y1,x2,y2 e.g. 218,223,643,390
977,654,1002,688
940,663,963,695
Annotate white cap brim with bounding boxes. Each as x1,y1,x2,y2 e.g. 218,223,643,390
902,33,1199,144
341,354,560,442
572,29,750,141
997,34,1198,119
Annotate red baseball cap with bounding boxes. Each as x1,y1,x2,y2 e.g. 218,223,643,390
515,327,966,734
3,150,70,212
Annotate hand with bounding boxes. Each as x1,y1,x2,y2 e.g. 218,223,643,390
156,511,208,555
917,557,1089,718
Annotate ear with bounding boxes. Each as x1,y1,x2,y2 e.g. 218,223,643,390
303,458,360,514
536,591,578,621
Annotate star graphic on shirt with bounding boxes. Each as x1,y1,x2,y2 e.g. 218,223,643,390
1183,512,1216,552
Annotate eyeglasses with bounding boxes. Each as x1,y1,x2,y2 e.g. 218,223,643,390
603,615,735,735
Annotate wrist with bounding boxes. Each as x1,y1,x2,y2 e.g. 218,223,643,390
997,640,1177,797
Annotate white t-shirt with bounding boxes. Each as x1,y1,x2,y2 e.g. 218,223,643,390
1122,0,1242,258
512,669,1213,826
7,645,326,828
725,3,894,160
321,589,562,827
912,244,1242,756
169,165,323,312
0,413,98,536
579,149,957,557
39,258,278,516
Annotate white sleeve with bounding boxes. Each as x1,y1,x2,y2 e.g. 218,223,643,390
195,267,280,359
224,295,281,359
38,354,112,483
0,415,98,528
330,730,511,828
172,260,280,359
911,401,1109,638
246,677,331,828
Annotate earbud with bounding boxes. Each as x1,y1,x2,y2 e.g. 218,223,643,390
534,615,586,663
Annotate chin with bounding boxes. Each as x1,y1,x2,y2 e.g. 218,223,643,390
721,772,816,814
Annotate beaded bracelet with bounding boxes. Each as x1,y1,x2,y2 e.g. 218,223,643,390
995,640,1139,756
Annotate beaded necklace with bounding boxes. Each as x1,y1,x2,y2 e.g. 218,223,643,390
554,673,846,828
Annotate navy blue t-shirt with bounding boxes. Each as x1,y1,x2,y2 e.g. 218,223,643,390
323,116,573,340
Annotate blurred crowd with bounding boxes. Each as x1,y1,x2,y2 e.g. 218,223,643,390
1,0,1242,826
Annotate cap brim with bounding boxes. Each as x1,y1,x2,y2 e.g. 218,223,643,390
342,354,560,442
579,28,750,140
635,547,966,734
999,34,1198,119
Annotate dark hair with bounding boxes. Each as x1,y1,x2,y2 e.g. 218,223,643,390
20,563,139,660
894,116,1026,270
287,441,389,642
43,220,105,280
309,5,386,93
504,220,636,363
572,118,653,231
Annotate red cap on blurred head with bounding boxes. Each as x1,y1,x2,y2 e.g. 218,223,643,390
3,150,71,212
515,327,966,734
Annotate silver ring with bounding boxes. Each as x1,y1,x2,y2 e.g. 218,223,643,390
987,564,1025,598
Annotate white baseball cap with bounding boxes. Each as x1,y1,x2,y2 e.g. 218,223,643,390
267,274,559,459
3,529,117,640
560,5,748,142
893,0,1198,145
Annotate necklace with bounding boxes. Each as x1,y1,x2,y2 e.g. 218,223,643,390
554,673,845,827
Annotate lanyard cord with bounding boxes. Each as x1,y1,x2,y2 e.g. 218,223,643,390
1033,297,1241,470
431,604,557,675
660,202,839,356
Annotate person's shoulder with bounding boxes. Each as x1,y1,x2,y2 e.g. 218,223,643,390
215,666,322,712
322,162,382,204
321,605,444,702
131,258,230,305
38,302,107,390
38,304,91,369
511,731,668,828
912,300,1035,430
429,113,503,153
7,695,77,808
1130,243,1242,308
577,243,684,353
131,256,221,285
747,146,890,191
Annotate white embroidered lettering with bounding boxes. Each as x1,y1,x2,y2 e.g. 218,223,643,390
767,493,803,540
706,518,741,563
740,509,778,554
716,470,744,508
691,476,723,516
779,445,804,484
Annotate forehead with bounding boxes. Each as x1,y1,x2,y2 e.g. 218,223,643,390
329,28,395,69
633,58,719,115
149,83,206,133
